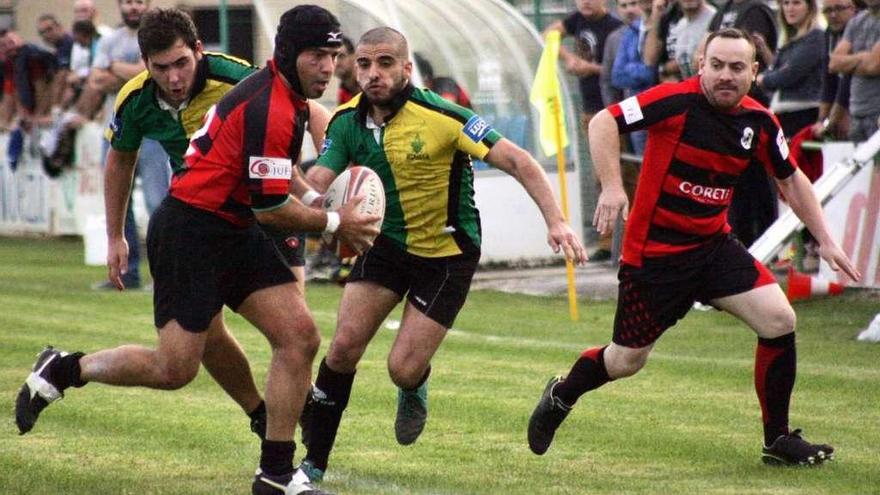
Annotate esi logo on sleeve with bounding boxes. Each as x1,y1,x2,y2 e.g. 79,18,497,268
463,115,493,143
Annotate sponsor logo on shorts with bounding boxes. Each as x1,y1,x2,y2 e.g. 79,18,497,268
248,156,292,179
463,115,492,143
620,96,644,125
285,236,299,249
413,295,428,306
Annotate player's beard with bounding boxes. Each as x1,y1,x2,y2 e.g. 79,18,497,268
367,75,409,109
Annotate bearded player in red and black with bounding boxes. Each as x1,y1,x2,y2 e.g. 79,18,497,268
528,28,860,466
14,6,377,495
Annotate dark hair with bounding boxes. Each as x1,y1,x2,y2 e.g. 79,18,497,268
413,52,434,81
72,20,97,39
341,35,354,54
137,7,198,59
37,14,60,26
704,27,756,61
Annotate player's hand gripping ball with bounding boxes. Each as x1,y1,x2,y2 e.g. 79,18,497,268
322,166,385,258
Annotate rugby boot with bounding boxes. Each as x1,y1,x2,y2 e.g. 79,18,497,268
252,468,332,495
16,346,68,434
293,459,324,484
395,381,428,445
527,376,571,455
762,429,834,466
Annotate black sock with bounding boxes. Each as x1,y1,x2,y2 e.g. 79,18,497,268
260,440,295,476
248,400,266,420
304,358,356,471
402,365,431,391
554,346,611,407
52,352,86,391
755,333,796,446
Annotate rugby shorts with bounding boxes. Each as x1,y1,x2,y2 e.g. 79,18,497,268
147,196,295,332
612,234,776,348
260,224,306,268
347,234,480,328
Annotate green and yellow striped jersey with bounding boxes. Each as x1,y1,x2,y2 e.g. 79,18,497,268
317,85,503,258
106,52,256,172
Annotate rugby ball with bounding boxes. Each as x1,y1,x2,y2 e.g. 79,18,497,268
322,166,385,258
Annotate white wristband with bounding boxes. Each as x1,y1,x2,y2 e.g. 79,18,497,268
323,211,340,234
301,189,321,205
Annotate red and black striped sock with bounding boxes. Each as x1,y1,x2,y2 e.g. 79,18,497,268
755,332,796,446
553,346,612,407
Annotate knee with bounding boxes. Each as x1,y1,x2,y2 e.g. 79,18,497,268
387,359,424,389
326,326,367,371
760,305,797,338
605,345,650,379
156,361,199,390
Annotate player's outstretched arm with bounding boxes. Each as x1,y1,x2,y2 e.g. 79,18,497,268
484,139,587,264
103,149,139,290
588,110,628,237
775,169,861,282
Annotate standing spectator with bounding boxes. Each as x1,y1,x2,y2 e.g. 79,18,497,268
36,14,73,110
527,28,860,466
599,1,629,108
413,51,473,109
73,0,114,36
756,0,824,137
643,0,684,82
68,0,112,101
62,20,99,107
646,0,716,81
611,0,658,155
810,0,860,140
546,0,624,262
335,35,358,104
828,0,880,142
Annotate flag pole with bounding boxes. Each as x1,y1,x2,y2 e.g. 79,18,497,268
553,100,579,321
530,30,579,321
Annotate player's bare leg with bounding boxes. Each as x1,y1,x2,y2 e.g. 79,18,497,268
201,313,265,437
712,285,833,465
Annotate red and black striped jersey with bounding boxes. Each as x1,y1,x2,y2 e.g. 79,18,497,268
608,76,797,267
171,60,309,227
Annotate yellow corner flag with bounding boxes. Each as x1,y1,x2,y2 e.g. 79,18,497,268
529,30,569,157
530,30,579,321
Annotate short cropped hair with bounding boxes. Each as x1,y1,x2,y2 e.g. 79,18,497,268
137,7,198,59
704,27,756,62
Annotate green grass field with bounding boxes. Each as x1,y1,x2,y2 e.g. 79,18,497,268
1,236,878,494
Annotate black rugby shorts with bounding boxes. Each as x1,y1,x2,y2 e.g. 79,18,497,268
147,196,295,332
612,234,776,348
347,234,480,328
